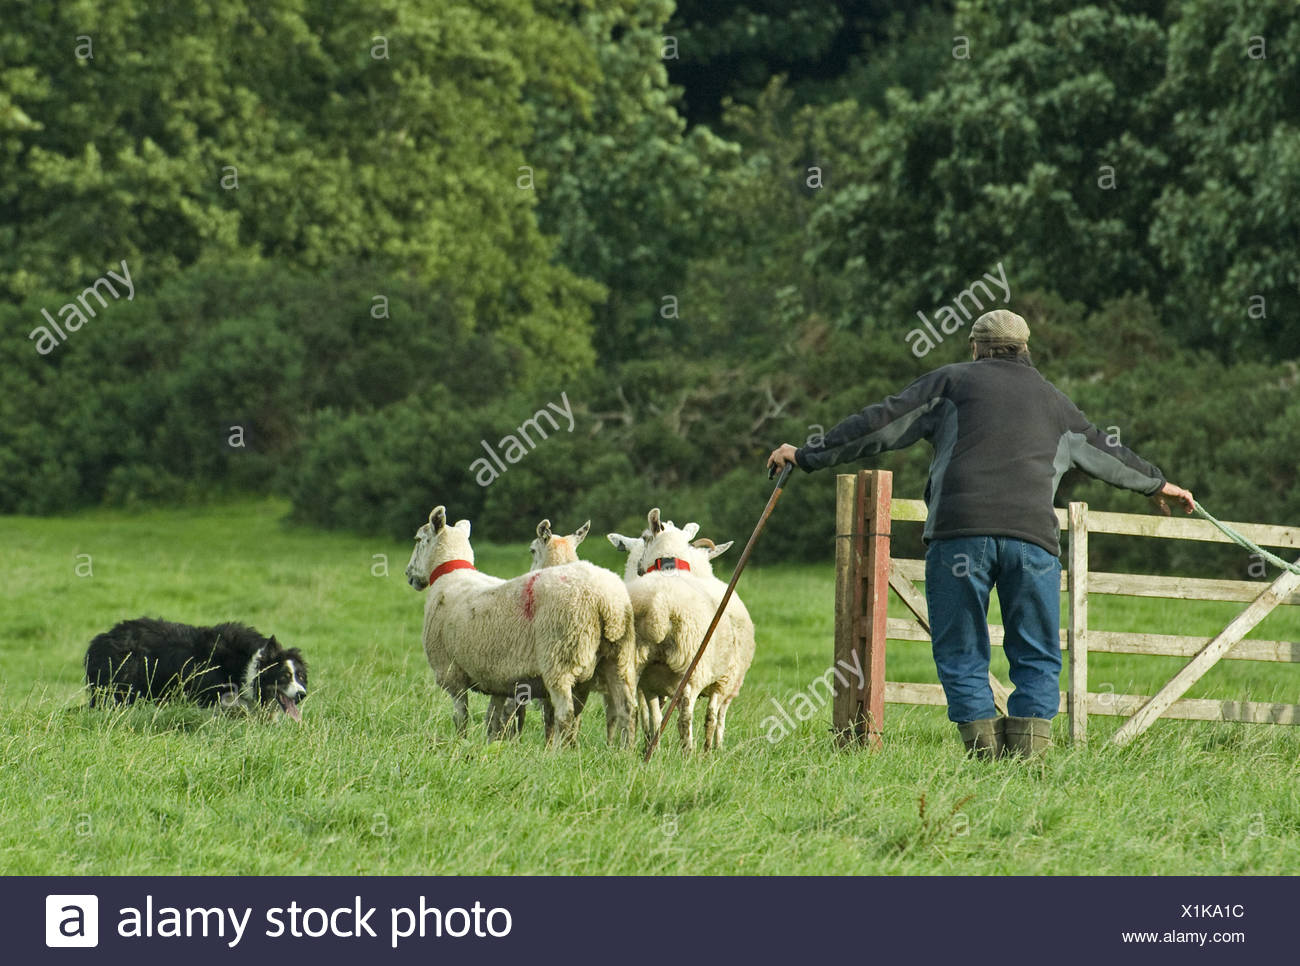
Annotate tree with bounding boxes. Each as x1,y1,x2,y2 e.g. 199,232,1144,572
1150,0,1300,357
0,0,601,378
809,1,1172,335
527,0,738,361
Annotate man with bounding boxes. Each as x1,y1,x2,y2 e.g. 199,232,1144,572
766,310,1194,759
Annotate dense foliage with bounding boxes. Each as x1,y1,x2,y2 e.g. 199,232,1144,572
2,0,1297,575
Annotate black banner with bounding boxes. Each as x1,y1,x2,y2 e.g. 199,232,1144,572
11,876,1288,963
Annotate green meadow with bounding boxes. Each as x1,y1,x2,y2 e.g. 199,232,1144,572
1,501,1296,875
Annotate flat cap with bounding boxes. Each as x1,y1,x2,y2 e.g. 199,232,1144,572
969,309,1029,344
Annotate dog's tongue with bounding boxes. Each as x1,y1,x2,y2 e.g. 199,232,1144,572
278,693,302,722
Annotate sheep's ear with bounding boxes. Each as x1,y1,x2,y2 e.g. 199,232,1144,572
647,507,663,535
707,540,734,560
683,522,700,541
607,532,633,553
536,519,552,542
572,521,590,547
429,506,447,531
454,518,472,536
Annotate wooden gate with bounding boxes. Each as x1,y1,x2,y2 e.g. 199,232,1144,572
832,469,1300,745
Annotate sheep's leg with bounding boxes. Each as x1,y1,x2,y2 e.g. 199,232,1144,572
508,698,526,737
598,660,635,748
636,692,650,735
486,696,505,741
541,697,556,744
572,683,589,722
450,689,470,736
676,685,696,751
544,677,578,747
703,690,722,751
438,664,474,737
487,694,525,740
715,696,735,749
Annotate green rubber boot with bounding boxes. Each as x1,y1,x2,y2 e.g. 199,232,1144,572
957,717,1004,760
1003,716,1052,759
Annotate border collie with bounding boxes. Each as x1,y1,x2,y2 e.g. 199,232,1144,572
85,617,308,720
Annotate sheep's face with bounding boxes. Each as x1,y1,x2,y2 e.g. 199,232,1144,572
529,519,590,571
606,532,646,581
405,506,474,590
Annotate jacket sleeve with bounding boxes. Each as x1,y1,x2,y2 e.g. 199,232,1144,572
794,369,950,472
1058,392,1166,495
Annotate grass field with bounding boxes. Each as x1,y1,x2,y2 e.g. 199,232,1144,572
2,500,1297,875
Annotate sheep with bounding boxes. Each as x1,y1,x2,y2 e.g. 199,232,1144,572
605,520,696,734
605,519,693,581
610,517,755,749
528,517,714,742
529,518,591,571
606,527,660,731
486,518,622,741
404,506,637,747
601,509,749,750
606,531,647,583
673,535,754,751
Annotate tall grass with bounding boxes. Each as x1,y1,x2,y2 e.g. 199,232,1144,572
1,501,1296,874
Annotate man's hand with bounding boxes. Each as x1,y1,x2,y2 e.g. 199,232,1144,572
1153,481,1195,515
767,443,799,475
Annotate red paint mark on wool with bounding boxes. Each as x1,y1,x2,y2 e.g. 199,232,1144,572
522,572,540,621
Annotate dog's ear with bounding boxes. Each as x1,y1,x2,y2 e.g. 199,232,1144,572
647,507,662,535
429,506,446,531
683,522,700,541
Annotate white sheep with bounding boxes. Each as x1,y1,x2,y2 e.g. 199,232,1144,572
602,509,750,750
606,521,697,734
529,518,591,570
672,535,754,751
606,531,647,583
605,526,659,732
610,517,754,749
404,506,637,747
487,518,623,741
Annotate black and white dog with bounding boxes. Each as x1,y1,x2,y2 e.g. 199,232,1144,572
85,617,308,720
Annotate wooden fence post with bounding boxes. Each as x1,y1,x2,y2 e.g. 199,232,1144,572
833,470,891,747
1067,501,1089,744
858,470,891,748
832,475,858,743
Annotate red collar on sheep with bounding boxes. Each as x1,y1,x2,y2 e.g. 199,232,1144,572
645,556,691,574
428,559,476,586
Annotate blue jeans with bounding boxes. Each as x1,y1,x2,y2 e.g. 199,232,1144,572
924,536,1062,723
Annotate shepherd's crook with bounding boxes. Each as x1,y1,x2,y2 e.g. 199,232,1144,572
643,463,794,762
